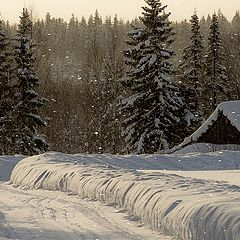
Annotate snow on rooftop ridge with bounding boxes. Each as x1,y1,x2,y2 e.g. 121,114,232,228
180,101,240,148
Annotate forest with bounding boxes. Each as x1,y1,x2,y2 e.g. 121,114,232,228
0,3,240,155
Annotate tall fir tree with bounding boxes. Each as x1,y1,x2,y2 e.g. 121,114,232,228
204,13,228,113
179,12,204,129
120,0,186,154
0,21,15,154
232,10,240,32
13,8,48,155
100,15,124,153
226,11,240,99
0,22,9,118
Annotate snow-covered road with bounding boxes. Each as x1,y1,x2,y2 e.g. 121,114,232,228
0,182,173,240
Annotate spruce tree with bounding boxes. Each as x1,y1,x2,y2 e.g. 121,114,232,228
120,0,186,153
0,21,10,121
232,10,240,32
13,8,48,155
179,12,204,129
0,21,15,154
204,13,228,112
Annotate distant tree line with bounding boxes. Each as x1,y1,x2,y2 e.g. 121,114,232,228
0,1,240,154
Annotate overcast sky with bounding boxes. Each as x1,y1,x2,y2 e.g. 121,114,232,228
0,0,239,23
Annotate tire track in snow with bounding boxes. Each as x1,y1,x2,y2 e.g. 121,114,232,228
0,183,174,240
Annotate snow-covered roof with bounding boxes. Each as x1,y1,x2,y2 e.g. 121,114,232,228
180,101,240,147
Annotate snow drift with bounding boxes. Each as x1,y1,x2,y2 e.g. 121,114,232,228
10,152,240,240
173,143,240,154
8,150,240,171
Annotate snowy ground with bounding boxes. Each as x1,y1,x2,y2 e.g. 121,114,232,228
0,182,172,240
7,150,238,171
141,170,240,186
1,151,240,240
0,154,175,240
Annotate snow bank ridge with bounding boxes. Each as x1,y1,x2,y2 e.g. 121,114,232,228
10,152,240,240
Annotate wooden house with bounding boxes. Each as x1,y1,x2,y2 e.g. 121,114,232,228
180,101,240,149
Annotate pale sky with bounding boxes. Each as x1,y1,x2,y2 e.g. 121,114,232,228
0,0,239,24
